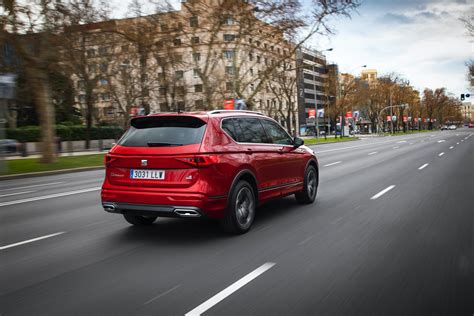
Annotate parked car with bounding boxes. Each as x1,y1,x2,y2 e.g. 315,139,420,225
440,125,448,130
0,139,18,153
448,125,457,130
469,123,474,128
101,110,319,234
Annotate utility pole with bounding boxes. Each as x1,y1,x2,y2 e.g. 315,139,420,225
390,87,394,134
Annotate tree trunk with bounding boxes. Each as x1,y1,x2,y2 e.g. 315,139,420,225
25,65,57,163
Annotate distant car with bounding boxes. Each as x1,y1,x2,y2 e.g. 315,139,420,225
101,110,319,234
469,123,474,128
440,125,448,130
448,125,457,130
0,139,18,153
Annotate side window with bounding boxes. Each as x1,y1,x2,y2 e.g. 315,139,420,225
235,118,270,144
221,118,238,141
261,119,293,145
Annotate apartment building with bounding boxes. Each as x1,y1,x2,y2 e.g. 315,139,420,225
296,47,329,135
65,0,298,129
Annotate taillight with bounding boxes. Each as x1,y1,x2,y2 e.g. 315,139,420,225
176,155,219,168
104,154,116,166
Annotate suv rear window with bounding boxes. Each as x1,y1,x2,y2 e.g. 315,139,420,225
118,116,207,147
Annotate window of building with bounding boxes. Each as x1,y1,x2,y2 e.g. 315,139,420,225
99,63,108,73
176,86,185,96
101,93,111,101
257,56,261,63
193,52,201,62
250,68,254,76
249,53,253,61
173,38,181,46
88,64,96,73
160,24,168,32
86,49,95,58
105,106,114,116
98,47,108,56
194,84,203,93
77,80,85,89
121,45,129,53
225,66,235,75
225,15,234,25
255,40,260,47
78,94,86,103
195,99,204,108
191,36,200,44
99,78,108,86
224,50,235,59
223,34,235,42
175,70,184,79
177,101,185,111
159,87,167,96
189,16,198,27
225,82,233,91
174,54,183,62
193,68,200,78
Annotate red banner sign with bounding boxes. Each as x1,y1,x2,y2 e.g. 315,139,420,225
403,116,408,122
346,111,353,118
387,115,392,122
224,99,235,110
308,109,316,119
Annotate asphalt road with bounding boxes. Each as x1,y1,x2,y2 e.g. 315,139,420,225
1,129,473,315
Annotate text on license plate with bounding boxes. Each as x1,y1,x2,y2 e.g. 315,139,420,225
130,169,165,180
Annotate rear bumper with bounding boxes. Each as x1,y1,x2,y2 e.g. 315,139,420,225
102,202,203,218
101,187,227,219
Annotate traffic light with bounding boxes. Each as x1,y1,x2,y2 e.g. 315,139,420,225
461,94,465,101
467,93,471,98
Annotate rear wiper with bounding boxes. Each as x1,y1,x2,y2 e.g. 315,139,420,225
147,142,184,147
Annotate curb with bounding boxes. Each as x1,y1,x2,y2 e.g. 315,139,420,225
306,138,360,146
0,166,104,181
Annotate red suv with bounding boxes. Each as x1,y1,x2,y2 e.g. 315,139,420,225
101,110,318,234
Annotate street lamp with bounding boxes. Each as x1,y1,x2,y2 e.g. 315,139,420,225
377,104,409,135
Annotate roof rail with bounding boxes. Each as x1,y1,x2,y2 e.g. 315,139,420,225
207,110,264,116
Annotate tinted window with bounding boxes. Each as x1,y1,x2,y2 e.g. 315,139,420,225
118,116,206,147
221,118,238,141
261,119,293,145
235,118,270,143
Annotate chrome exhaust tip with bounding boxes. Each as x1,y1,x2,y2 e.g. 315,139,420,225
174,209,201,217
103,203,116,213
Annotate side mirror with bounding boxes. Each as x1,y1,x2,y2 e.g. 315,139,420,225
293,137,304,148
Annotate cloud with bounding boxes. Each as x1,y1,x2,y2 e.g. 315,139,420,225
378,13,414,24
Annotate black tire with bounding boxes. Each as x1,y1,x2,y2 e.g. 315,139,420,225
221,180,256,234
295,165,318,204
123,214,157,226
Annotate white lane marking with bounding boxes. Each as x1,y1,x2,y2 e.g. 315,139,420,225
449,146,454,149
397,141,407,143
0,191,35,198
297,236,314,246
185,263,276,316
144,285,181,305
0,232,65,250
418,163,429,170
0,181,64,192
438,152,445,157
370,185,396,200
314,139,407,153
392,146,399,149
409,142,414,145
0,187,101,207
457,142,460,144
368,152,378,155
324,161,342,167
461,140,464,142
437,140,445,143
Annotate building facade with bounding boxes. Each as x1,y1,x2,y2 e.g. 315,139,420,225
63,0,298,130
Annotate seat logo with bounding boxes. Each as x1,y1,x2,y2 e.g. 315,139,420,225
141,159,148,167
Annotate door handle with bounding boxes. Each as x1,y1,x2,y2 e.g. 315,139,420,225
246,148,253,154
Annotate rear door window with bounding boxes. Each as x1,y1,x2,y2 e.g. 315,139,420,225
118,116,206,147
234,118,270,144
261,119,293,145
221,118,238,141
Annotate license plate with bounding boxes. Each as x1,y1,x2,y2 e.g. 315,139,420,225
130,169,165,180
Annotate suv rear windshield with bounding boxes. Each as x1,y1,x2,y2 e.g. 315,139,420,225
118,116,207,147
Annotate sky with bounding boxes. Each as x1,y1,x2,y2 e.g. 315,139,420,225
313,0,473,96
110,0,473,97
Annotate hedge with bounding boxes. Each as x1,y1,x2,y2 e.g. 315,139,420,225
6,125,125,142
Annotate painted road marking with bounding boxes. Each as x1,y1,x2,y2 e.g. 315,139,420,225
297,236,314,246
185,263,276,316
370,185,396,200
0,191,35,198
324,161,342,167
397,141,407,143
368,152,378,155
314,139,408,154
0,232,65,250
437,140,445,143
438,152,445,157
144,285,181,305
418,163,429,170
457,142,460,144
0,187,101,207
0,181,64,192
449,146,454,149
393,146,399,149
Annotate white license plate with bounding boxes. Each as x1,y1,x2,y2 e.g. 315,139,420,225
130,169,165,180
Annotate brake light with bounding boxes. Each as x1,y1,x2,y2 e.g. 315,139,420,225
176,155,219,168
104,154,116,166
